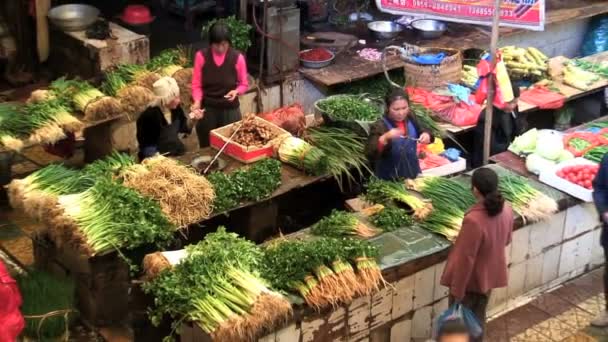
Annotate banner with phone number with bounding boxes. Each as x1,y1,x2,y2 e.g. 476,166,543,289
377,0,545,31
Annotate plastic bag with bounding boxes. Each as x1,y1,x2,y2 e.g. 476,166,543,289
433,303,483,339
0,261,25,342
475,52,514,109
260,103,306,136
407,87,482,127
581,15,608,57
563,132,600,157
520,86,566,110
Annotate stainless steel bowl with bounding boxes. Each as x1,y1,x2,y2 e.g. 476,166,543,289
410,19,447,39
48,4,100,32
300,49,335,69
368,21,404,40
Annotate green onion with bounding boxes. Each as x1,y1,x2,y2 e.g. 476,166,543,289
498,174,558,223
365,178,432,220
311,209,378,238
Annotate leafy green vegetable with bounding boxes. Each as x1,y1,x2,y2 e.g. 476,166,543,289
202,16,252,52
316,94,383,122
311,209,378,238
370,207,413,231
333,71,405,99
584,146,608,163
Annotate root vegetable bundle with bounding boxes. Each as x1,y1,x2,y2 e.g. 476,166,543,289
498,174,558,223
276,136,328,175
120,155,215,227
233,114,278,147
262,237,386,310
311,209,379,238
365,178,432,221
207,158,282,213
142,228,292,342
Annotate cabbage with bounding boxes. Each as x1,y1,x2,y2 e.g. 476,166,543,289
526,153,556,175
557,150,575,162
509,128,538,154
534,130,563,161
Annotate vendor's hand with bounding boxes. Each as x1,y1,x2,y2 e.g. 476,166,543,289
189,108,205,120
191,101,201,111
224,90,239,102
383,128,402,141
419,132,431,144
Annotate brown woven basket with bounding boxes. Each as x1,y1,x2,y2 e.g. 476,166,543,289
403,47,463,89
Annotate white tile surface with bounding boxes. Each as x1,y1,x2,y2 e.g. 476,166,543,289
507,261,527,300
258,333,276,342
542,245,561,284
559,238,578,277
392,275,415,319
275,324,300,342
564,203,600,240
413,266,436,309
488,286,508,315
301,316,324,342
574,231,595,270
511,226,530,265
433,261,449,301
370,286,394,330
591,228,604,267
524,254,544,293
411,305,433,340
390,318,412,342
528,211,566,257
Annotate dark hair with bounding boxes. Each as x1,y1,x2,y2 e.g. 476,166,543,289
438,319,470,341
209,22,231,45
385,88,409,108
472,167,505,217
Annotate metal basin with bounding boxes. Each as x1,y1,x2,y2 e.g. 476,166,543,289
48,4,100,32
368,21,404,40
411,19,447,39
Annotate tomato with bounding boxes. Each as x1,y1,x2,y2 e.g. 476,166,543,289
584,180,592,188
557,170,564,178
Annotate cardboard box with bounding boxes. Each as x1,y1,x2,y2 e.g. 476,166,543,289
209,116,289,163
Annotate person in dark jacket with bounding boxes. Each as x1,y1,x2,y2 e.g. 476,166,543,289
191,22,249,147
136,77,193,161
471,84,523,168
366,88,433,180
592,154,608,327
441,168,513,341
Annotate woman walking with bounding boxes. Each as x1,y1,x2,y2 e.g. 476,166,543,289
441,168,513,340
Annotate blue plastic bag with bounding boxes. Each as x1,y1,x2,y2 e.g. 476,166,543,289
412,52,446,65
581,15,608,56
441,148,461,162
433,303,483,339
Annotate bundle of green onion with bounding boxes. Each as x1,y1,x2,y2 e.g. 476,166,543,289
50,78,123,121
262,237,385,310
116,64,162,90
499,174,558,223
102,71,155,120
277,136,328,175
0,103,33,150
311,209,379,238
25,99,83,144
57,178,174,254
143,228,292,342
365,178,432,220
305,126,371,187
147,48,190,75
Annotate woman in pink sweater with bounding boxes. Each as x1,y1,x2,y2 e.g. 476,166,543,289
191,22,249,147
441,168,513,341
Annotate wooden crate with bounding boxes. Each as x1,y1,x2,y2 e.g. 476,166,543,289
33,233,130,326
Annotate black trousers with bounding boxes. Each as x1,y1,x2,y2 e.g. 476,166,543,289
195,106,241,148
604,247,608,311
450,292,491,342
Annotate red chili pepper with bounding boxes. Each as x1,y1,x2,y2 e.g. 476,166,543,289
300,48,332,61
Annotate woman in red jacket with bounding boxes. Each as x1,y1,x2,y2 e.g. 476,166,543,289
0,260,24,341
441,168,513,340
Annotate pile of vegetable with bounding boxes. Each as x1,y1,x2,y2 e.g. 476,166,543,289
143,228,292,342
369,206,413,232
207,158,282,213
564,132,600,157
333,71,405,99
232,114,279,147
365,178,432,220
500,46,548,81
584,146,608,163
509,129,574,175
572,59,608,78
563,62,600,91
102,70,155,120
556,164,599,190
120,155,216,227
311,209,378,238
300,48,333,62
498,174,558,223
461,65,478,88
262,237,385,310
316,94,383,122
276,136,328,175
305,126,371,186
50,78,123,121
202,16,252,52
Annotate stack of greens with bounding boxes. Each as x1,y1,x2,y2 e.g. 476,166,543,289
498,174,558,223
262,237,384,310
17,270,75,341
369,207,413,232
143,228,291,342
102,70,155,120
305,126,371,187
207,159,282,213
406,176,476,241
333,71,405,99
365,178,433,220
311,209,379,238
50,78,122,121
316,94,383,122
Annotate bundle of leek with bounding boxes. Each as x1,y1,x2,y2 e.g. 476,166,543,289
499,174,558,223
142,228,292,342
365,178,432,220
72,81,122,121
116,64,162,90
311,209,379,238
0,103,32,150
277,136,328,175
102,71,155,120
57,178,174,255
25,99,83,144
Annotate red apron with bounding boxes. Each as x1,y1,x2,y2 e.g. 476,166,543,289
0,261,24,342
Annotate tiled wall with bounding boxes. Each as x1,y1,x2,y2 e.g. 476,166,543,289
257,203,602,342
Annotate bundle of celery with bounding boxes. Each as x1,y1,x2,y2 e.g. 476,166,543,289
277,136,328,175
262,237,384,310
143,228,291,342
50,78,122,121
311,209,378,238
57,178,174,255
102,71,155,120
305,126,371,187
365,178,432,220
499,174,557,223
406,176,475,241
